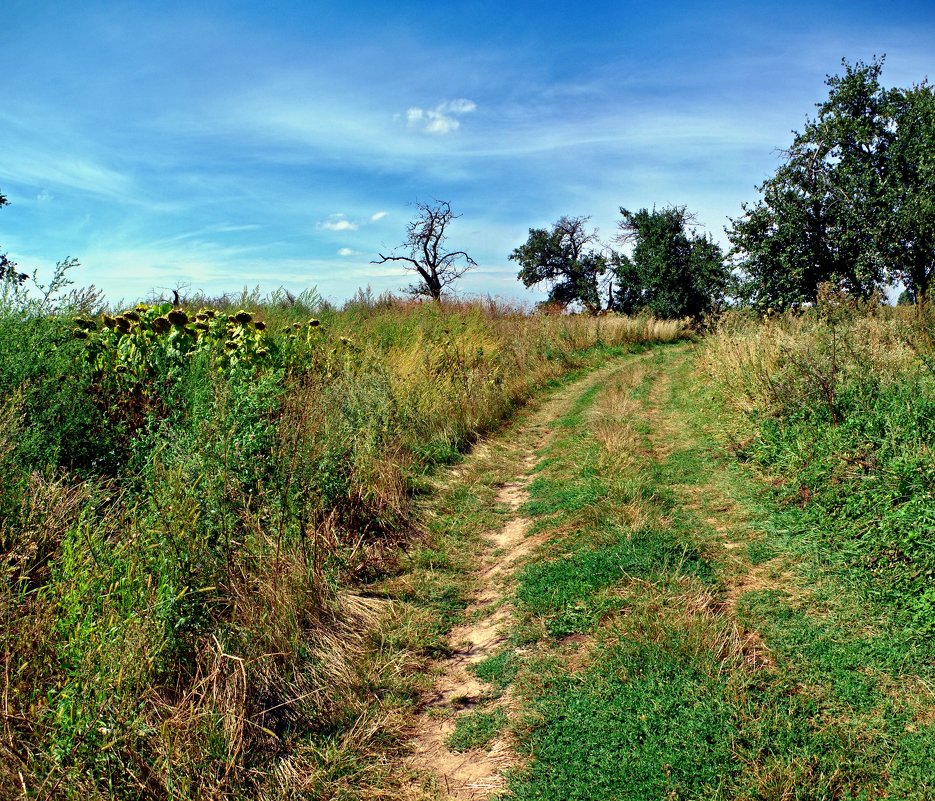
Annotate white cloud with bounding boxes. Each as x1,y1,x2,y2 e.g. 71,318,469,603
405,97,477,135
318,213,359,231
440,98,477,114
337,247,357,256
370,210,388,221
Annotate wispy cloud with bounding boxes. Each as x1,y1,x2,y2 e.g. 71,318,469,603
370,210,388,221
337,247,358,257
406,98,477,135
3,150,133,201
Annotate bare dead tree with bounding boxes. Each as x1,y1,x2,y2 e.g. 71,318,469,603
372,200,476,301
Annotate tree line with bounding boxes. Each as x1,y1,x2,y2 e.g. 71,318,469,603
378,58,932,316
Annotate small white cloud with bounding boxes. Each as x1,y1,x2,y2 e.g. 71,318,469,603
441,98,477,114
337,247,357,257
404,98,477,135
36,189,53,202
318,213,359,232
370,210,388,221
425,114,460,135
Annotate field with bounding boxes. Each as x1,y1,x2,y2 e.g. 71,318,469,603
0,278,684,798
2,279,933,799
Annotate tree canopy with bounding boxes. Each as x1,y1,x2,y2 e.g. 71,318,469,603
510,216,611,314
728,58,935,306
616,206,729,319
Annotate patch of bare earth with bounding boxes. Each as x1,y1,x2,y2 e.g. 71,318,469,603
404,363,627,799
404,476,531,799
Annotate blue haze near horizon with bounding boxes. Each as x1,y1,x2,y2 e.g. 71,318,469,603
1,0,933,305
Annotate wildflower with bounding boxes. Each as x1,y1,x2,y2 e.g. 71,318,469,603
167,309,189,326
254,320,266,331
101,314,117,329
122,310,141,322
308,318,320,328
115,316,132,333
152,316,172,334
234,310,253,325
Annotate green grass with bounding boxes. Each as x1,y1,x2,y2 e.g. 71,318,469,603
445,707,508,752
468,649,518,691
516,530,712,637
496,341,935,800
511,630,735,801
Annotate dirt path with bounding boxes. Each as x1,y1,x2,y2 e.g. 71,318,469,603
404,359,634,799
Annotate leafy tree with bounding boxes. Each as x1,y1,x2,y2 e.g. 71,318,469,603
372,200,476,301
881,81,935,301
510,216,609,314
615,206,729,319
728,58,935,306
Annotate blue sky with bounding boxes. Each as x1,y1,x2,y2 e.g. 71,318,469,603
2,0,933,305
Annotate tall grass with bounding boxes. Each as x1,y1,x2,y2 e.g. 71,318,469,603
0,273,686,798
701,295,935,640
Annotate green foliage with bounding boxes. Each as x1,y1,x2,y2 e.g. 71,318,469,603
510,216,609,313
728,58,935,306
615,205,729,319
